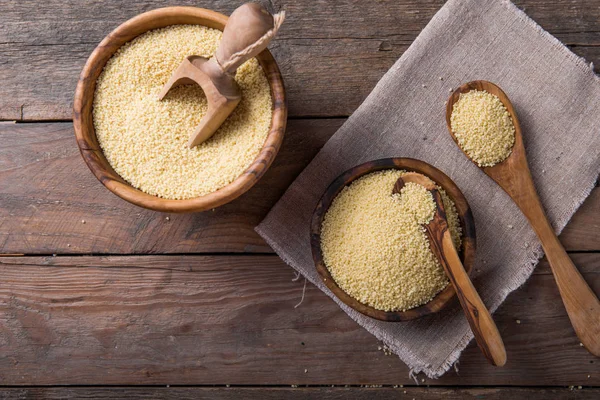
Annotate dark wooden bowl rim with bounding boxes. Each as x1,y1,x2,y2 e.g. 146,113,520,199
310,158,477,322
73,6,287,213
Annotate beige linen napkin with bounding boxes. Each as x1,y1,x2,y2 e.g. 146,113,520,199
256,0,600,377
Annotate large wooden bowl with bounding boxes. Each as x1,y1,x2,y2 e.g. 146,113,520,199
73,7,287,212
310,158,476,322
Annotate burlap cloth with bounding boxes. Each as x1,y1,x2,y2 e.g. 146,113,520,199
256,0,600,377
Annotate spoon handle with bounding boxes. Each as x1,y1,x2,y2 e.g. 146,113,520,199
425,196,507,366
514,187,600,356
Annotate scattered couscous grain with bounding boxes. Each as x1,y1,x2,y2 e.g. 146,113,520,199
93,25,272,200
378,344,393,356
450,90,515,167
320,170,462,312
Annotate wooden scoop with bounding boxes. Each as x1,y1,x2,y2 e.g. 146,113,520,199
393,172,507,367
446,80,600,356
158,3,285,148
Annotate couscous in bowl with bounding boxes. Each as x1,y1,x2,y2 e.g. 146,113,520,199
73,7,286,212
310,158,476,322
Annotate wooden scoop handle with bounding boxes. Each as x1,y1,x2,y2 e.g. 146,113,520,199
215,3,284,74
426,190,507,367
515,184,600,356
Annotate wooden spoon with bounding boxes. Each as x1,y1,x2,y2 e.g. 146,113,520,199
446,80,600,356
393,172,507,367
159,3,285,148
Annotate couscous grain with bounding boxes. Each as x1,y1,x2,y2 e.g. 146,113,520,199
93,25,272,200
320,170,462,312
450,90,515,167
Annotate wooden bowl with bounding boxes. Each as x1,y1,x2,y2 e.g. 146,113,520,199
73,7,287,213
310,158,476,322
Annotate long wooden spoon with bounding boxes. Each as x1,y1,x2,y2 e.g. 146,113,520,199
446,80,600,356
393,172,507,367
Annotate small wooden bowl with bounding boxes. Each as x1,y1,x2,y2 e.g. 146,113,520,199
73,7,287,213
310,158,476,322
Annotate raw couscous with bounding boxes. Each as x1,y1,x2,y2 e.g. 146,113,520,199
93,25,272,200
320,170,462,312
450,90,515,167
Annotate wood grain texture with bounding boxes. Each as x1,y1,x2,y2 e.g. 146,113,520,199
1,121,598,254
310,159,476,322
447,80,600,357
163,56,242,148
0,0,599,120
0,120,337,254
0,387,598,400
0,253,597,386
423,187,506,366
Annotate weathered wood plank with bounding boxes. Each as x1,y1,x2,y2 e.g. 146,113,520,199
0,253,597,385
561,187,600,251
0,120,338,254
0,387,597,400
0,0,598,120
0,121,598,254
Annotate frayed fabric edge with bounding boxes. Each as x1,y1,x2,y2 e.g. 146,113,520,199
501,0,599,81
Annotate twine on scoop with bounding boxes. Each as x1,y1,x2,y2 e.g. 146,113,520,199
218,11,286,74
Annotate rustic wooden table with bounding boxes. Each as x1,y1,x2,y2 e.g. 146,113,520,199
1,1,599,398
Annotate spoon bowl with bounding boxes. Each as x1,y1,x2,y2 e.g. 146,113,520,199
392,171,437,192
446,80,526,183
446,80,600,356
